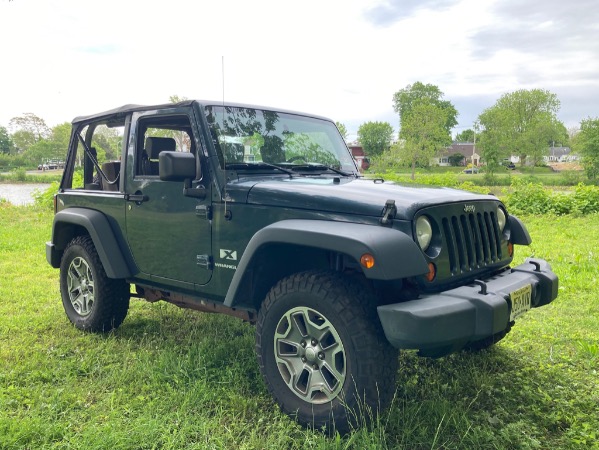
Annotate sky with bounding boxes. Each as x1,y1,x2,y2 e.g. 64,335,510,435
1,0,598,142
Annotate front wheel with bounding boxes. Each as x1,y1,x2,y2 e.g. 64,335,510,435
255,271,398,433
60,235,130,332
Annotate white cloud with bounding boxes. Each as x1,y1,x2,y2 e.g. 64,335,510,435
0,0,597,132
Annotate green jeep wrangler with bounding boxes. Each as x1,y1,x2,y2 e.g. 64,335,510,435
46,100,558,432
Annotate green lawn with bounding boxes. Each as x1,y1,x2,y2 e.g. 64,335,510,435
0,205,597,449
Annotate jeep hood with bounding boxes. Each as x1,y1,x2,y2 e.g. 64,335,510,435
243,177,496,220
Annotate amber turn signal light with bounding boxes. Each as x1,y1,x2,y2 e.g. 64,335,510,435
425,262,436,282
508,242,514,257
360,253,375,269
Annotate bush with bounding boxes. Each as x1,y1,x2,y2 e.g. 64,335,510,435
12,168,27,182
572,183,599,215
504,180,599,216
32,181,59,209
503,179,554,215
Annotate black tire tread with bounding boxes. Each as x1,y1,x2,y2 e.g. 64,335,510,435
256,270,398,432
60,235,129,332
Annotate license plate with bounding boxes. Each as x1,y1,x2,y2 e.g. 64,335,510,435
509,284,532,321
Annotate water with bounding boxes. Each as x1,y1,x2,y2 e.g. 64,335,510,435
0,184,51,206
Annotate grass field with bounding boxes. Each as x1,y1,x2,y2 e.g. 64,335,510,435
0,204,597,449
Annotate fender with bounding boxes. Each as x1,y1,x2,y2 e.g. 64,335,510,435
508,215,532,245
224,219,429,307
47,208,134,279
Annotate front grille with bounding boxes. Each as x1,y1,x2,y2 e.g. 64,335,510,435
441,211,502,275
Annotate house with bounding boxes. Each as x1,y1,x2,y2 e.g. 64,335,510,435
434,143,480,166
436,144,578,167
347,143,370,170
544,147,578,163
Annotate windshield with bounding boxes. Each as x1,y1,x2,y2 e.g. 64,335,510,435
204,105,357,174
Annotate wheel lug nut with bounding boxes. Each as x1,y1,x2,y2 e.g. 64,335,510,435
312,364,318,370
301,357,306,363
318,352,324,360
311,339,317,346
300,340,306,348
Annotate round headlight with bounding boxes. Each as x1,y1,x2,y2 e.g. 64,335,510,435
497,208,506,232
416,216,433,251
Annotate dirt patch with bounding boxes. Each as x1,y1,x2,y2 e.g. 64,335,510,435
548,162,583,171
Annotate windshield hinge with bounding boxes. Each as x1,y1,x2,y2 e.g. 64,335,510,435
380,199,396,226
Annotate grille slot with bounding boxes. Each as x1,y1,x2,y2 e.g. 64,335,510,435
442,211,502,275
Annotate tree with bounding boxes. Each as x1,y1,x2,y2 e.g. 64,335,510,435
23,122,71,165
392,82,458,137
477,89,563,170
548,121,569,147
400,100,453,179
169,94,188,104
9,113,50,153
92,125,122,161
166,95,192,151
455,129,475,143
448,153,465,166
335,122,348,141
0,126,15,154
357,121,394,157
573,117,599,180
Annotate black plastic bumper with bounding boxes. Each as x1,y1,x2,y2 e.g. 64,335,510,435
377,258,558,355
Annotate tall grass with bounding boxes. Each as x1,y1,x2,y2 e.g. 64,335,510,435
0,171,62,183
0,204,597,449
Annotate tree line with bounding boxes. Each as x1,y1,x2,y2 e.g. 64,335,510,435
0,113,121,171
2,89,599,182
340,82,599,181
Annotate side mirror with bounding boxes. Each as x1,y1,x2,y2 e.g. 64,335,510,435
159,151,206,199
159,151,196,181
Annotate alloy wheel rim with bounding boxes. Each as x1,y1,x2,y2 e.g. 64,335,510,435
67,257,95,316
274,306,346,404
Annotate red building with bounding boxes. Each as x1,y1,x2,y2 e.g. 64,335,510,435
347,144,369,170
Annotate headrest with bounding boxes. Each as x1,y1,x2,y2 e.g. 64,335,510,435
145,137,176,159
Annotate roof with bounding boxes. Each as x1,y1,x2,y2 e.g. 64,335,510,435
72,100,332,125
439,143,475,156
548,147,572,157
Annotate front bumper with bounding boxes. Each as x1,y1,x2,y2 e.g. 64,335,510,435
377,258,558,355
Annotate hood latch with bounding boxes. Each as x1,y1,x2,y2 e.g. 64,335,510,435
380,199,396,226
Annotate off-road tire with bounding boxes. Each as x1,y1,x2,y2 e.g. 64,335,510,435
256,270,398,433
60,235,130,332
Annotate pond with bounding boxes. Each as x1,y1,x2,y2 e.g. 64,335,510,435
0,184,51,206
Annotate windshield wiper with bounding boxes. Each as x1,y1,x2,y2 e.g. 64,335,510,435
289,163,354,177
225,162,295,177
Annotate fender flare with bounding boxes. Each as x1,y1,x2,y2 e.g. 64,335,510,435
224,219,429,307
49,208,134,279
508,215,532,245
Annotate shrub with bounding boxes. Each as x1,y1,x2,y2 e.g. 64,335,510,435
33,181,59,209
572,183,599,215
503,180,599,216
12,168,27,182
503,179,554,215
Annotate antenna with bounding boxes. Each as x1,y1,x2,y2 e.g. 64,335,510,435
221,56,231,220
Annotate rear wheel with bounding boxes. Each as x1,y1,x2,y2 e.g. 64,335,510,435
256,271,398,433
60,235,129,332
